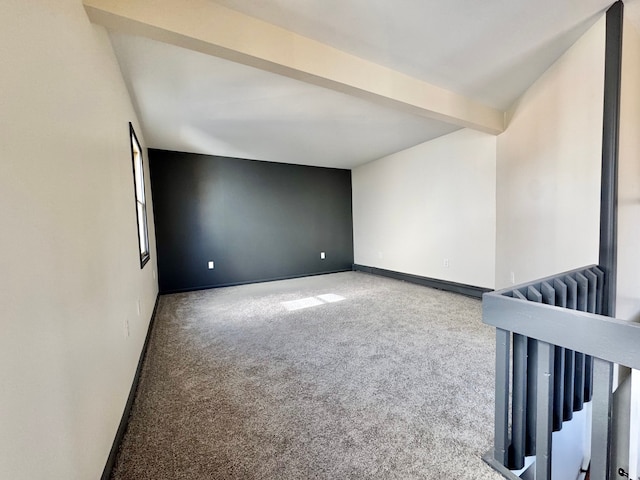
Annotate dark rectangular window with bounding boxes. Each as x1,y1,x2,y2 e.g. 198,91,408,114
130,123,150,268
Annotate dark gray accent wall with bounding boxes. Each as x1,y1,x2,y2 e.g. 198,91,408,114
149,149,354,293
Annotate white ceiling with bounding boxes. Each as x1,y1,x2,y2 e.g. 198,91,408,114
108,0,618,169
210,0,611,110
110,32,459,169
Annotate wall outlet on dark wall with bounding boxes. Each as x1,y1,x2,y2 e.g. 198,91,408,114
150,149,354,293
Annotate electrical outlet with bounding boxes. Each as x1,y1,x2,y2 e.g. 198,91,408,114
320,252,325,259
510,272,516,284
208,261,214,269
443,258,449,268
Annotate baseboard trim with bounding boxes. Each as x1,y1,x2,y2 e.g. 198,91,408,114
101,293,160,480
160,269,353,294
352,264,492,298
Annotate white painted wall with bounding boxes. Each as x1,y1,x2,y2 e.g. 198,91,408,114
352,128,496,289
617,17,640,323
491,16,607,479
617,17,640,479
0,1,158,479
495,16,605,289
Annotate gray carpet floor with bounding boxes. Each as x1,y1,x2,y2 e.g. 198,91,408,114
111,271,504,479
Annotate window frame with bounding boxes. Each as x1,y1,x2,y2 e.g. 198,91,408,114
129,123,150,269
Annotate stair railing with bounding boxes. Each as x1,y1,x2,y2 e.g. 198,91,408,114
483,265,640,480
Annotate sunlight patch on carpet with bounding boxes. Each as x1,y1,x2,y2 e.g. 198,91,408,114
281,294,346,311
281,297,324,311
317,294,345,303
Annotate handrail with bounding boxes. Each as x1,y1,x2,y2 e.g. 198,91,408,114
483,272,640,370
482,264,639,480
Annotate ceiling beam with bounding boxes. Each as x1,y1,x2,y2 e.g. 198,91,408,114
84,0,505,134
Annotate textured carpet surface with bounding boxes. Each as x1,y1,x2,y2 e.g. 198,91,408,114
111,272,503,479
